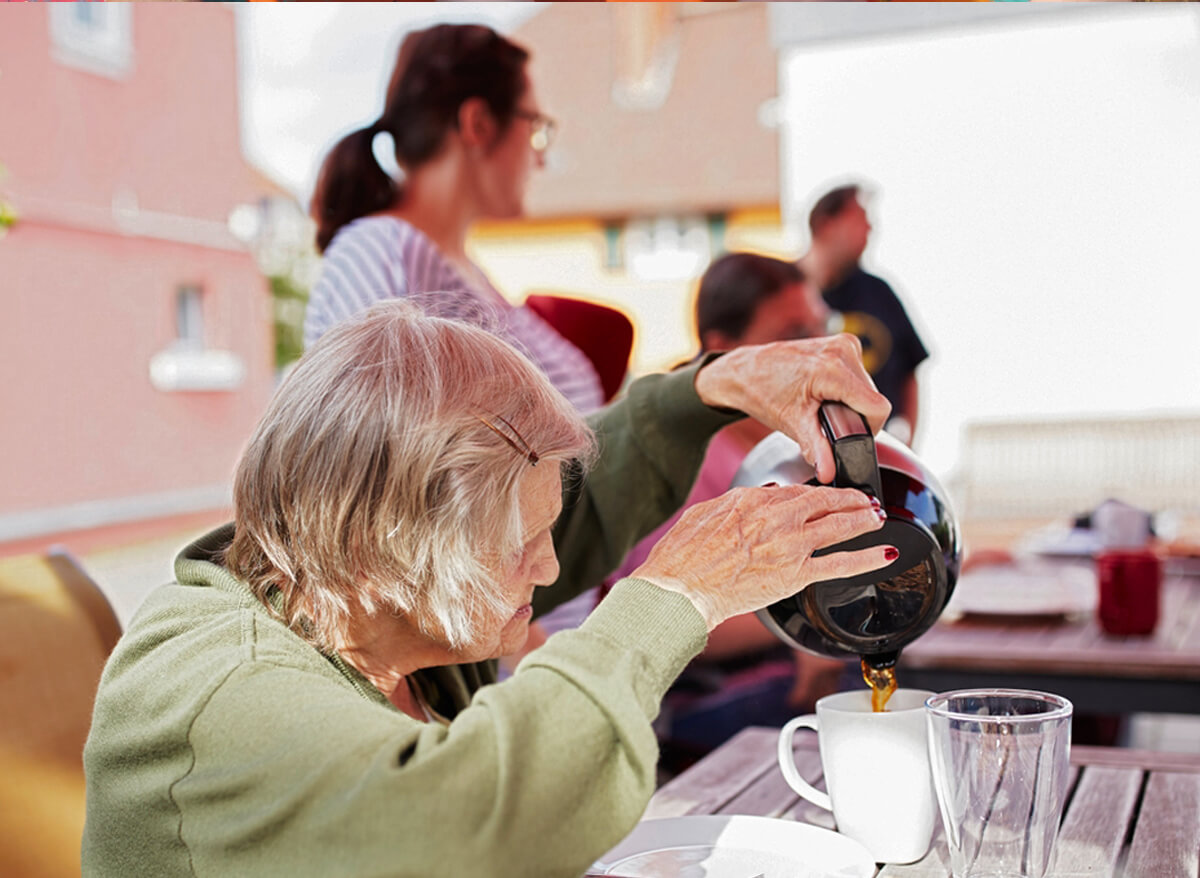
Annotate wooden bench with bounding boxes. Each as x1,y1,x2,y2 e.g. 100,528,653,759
945,412,1200,556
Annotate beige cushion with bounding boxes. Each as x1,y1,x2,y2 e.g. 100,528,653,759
0,552,119,878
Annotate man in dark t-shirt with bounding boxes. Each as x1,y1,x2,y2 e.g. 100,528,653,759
798,184,929,444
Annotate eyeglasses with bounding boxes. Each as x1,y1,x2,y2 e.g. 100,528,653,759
514,110,557,154
475,413,539,466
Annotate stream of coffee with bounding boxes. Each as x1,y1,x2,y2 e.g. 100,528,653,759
861,658,898,712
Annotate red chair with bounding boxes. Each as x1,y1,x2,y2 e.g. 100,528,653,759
525,294,635,403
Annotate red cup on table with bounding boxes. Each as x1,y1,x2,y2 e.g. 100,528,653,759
1096,549,1161,635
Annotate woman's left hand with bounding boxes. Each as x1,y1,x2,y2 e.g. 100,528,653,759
693,333,890,484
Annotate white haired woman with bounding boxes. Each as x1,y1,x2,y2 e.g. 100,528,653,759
83,301,893,878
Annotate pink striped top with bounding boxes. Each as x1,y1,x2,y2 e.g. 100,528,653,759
304,216,605,413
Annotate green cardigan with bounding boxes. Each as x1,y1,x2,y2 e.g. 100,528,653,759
82,363,740,878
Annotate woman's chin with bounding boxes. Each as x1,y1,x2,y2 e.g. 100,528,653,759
487,198,525,221
496,611,533,657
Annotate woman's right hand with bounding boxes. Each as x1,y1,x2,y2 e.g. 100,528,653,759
631,483,893,631
693,333,891,485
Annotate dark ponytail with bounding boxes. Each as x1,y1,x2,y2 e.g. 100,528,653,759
312,124,395,254
311,24,529,254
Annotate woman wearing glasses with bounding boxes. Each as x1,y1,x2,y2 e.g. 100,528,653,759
305,24,603,414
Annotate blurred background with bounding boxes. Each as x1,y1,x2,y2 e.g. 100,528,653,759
1,2,1198,626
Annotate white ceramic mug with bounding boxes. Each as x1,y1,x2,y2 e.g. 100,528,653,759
778,688,937,864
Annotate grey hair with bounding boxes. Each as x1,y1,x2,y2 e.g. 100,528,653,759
223,299,595,652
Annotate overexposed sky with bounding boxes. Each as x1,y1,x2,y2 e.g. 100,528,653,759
236,3,541,200
779,5,1200,475
235,3,1200,482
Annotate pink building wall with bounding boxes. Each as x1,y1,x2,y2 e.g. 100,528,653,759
0,5,274,544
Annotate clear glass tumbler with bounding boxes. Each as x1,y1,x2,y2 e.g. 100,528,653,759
925,689,1072,878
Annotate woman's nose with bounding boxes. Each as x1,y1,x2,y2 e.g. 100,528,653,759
532,548,559,587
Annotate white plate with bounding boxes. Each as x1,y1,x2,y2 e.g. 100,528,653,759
593,815,875,878
945,559,1096,619
1018,525,1101,559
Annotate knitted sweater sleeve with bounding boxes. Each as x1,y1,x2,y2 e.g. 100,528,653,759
167,579,705,878
535,355,742,616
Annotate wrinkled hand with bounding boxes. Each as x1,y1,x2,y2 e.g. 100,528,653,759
632,483,892,631
694,334,890,484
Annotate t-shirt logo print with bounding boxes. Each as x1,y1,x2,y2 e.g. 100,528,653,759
838,311,893,377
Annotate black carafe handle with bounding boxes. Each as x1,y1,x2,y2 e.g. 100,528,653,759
818,401,883,499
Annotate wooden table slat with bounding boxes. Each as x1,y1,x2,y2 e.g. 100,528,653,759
1123,771,1200,877
875,825,952,878
902,575,1200,700
904,641,1200,679
1071,745,1200,774
642,726,778,820
876,852,951,878
1047,766,1142,877
782,792,839,834
719,747,826,822
1038,620,1101,652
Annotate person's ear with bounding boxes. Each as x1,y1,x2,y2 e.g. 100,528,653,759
457,98,497,154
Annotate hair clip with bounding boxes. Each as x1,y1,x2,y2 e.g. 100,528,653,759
475,413,539,466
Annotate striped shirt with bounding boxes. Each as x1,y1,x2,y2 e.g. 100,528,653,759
304,216,605,413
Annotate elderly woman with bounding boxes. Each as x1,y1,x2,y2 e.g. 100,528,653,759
83,301,892,878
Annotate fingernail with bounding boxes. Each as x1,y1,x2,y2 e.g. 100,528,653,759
763,481,779,488
876,507,888,521
884,547,899,561
869,496,881,508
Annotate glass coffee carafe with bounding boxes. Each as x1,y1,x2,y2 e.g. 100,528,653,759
730,403,961,674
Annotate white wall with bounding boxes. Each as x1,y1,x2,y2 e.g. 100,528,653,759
779,7,1200,480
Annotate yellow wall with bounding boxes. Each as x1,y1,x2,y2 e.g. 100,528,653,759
470,207,793,376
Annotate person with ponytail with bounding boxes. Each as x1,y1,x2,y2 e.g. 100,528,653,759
305,23,605,413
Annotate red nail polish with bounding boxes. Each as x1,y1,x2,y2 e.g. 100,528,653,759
763,481,779,488
869,496,881,508
875,508,887,520
884,547,899,561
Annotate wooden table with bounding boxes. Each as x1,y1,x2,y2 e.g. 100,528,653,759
645,726,1200,877
899,570,1200,716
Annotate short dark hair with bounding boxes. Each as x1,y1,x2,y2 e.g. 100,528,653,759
808,184,862,236
696,252,804,347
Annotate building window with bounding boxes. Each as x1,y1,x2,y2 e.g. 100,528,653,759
49,4,133,80
603,223,624,271
150,284,245,393
624,215,710,282
175,285,204,348
706,212,727,255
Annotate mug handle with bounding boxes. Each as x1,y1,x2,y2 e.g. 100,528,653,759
778,715,832,811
